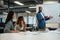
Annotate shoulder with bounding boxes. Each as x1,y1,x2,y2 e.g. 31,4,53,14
7,20,13,25
16,25,21,28
9,20,12,23
5,20,13,27
37,12,41,15
36,13,41,16
16,25,19,27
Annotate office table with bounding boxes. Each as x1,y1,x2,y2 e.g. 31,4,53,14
0,31,60,40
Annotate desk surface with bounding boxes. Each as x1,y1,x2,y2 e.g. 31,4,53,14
0,31,60,40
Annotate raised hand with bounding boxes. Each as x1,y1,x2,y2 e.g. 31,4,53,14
49,16,53,19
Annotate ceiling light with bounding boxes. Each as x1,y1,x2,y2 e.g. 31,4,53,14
26,11,31,13
14,1,24,5
9,7,14,8
29,7,36,8
0,1,4,6
3,12,8,14
44,1,58,4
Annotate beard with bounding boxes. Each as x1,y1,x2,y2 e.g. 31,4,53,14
38,10,42,13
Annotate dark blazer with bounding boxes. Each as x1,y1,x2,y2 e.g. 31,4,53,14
36,12,50,29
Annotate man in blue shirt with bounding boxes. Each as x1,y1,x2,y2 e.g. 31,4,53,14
36,7,53,31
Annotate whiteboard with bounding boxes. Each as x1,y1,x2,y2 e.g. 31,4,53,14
36,3,60,23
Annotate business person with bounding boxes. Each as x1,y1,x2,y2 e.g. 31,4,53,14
4,11,19,33
36,7,53,31
16,16,26,32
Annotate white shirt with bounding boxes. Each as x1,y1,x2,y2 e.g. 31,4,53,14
15,25,23,30
40,12,44,18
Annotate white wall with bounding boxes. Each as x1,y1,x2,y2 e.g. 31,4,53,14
36,3,60,23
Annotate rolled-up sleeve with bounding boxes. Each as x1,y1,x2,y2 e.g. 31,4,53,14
10,22,14,30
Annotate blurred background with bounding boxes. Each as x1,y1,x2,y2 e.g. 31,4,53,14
0,0,60,33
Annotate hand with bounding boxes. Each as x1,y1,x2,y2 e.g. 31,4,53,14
44,16,48,18
49,16,53,19
15,30,20,33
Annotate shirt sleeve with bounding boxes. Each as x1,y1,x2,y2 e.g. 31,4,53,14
45,17,50,21
10,22,14,30
4,21,14,32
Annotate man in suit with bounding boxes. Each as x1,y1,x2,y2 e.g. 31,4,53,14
36,7,53,31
